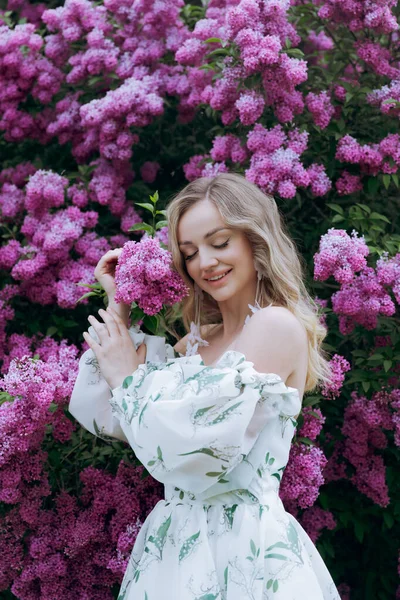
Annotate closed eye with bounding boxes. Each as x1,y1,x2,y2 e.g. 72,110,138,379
184,239,230,262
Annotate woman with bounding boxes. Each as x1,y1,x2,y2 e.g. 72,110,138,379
69,173,340,599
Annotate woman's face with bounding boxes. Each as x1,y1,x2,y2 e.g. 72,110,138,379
177,199,257,302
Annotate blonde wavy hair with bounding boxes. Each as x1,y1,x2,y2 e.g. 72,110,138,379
166,172,332,393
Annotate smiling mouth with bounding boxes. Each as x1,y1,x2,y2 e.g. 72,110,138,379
205,269,233,282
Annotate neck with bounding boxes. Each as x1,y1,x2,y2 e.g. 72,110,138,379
217,281,258,339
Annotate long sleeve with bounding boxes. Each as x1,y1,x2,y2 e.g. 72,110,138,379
68,325,175,442
109,351,300,494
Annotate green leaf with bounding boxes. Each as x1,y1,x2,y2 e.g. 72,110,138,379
355,203,371,214
383,360,392,372
129,223,154,234
331,214,344,223
285,48,304,58
204,37,223,44
136,202,155,213
156,209,167,216
150,191,159,203
142,314,159,335
297,437,315,446
369,212,391,224
327,203,344,215
156,220,168,230
361,381,371,393
383,511,394,529
382,174,391,189
392,174,399,188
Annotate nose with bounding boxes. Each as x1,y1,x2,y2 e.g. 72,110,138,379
198,248,218,273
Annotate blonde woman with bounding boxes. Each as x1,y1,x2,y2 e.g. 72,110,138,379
69,173,340,599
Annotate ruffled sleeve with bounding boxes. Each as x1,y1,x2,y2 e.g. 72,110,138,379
109,351,300,494
68,325,175,442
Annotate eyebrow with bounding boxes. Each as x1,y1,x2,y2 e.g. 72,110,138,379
178,227,230,246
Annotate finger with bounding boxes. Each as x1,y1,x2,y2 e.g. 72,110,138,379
107,306,129,335
83,331,102,354
97,308,122,337
88,314,110,344
137,343,147,364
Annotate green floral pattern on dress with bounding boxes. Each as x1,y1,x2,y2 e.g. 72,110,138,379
105,351,341,600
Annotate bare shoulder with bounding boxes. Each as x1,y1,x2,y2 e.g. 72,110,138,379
235,306,308,389
246,306,307,347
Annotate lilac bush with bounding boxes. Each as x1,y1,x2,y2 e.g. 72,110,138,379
0,0,399,597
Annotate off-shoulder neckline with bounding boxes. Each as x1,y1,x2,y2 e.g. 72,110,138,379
191,349,301,398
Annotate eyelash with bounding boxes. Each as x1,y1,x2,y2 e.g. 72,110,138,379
184,239,230,262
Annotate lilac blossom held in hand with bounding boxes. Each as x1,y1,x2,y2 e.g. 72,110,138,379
114,237,188,315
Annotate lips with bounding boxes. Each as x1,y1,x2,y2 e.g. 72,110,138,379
204,268,232,282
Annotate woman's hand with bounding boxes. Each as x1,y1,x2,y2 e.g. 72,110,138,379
83,306,147,390
94,248,131,326
94,248,122,299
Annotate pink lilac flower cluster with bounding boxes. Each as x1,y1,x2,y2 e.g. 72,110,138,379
314,228,370,284
316,0,398,34
280,444,328,514
242,123,331,198
183,153,228,182
88,158,136,217
321,354,351,399
79,76,163,161
355,41,399,79
0,23,63,142
174,0,308,125
40,0,189,160
331,266,396,334
306,91,335,129
0,343,78,515
376,252,400,304
210,134,248,164
300,506,336,543
0,163,140,309
280,403,329,514
155,226,169,247
0,334,163,596
114,237,189,315
298,406,326,441
336,133,400,175
5,0,46,27
140,161,160,183
391,390,400,447
307,30,334,52
341,390,395,506
25,170,68,217
0,285,19,364
335,170,363,195
367,80,400,118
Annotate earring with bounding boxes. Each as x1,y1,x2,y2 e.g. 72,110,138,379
247,261,263,318
194,282,203,328
186,283,209,357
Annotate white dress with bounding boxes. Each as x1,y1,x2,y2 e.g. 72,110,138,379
69,326,340,600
